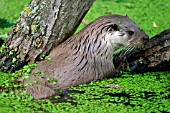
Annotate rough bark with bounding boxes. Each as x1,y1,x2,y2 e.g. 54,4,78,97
0,0,95,72
113,28,170,73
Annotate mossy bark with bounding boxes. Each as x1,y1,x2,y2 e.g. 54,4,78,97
0,0,95,72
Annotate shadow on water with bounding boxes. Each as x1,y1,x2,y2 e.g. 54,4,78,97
44,88,169,108
0,18,14,29
0,18,14,47
0,38,4,47
44,89,85,105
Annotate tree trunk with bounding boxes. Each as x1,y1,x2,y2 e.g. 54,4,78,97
113,28,170,73
0,0,95,72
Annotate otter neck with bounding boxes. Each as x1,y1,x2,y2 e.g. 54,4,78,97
72,31,115,79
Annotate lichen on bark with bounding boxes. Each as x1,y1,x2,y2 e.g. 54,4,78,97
0,0,95,72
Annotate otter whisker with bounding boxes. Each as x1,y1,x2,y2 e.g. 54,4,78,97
117,46,135,58
125,46,136,55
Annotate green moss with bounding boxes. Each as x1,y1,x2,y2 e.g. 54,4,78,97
0,0,170,112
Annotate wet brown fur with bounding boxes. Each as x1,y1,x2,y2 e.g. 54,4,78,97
22,14,149,99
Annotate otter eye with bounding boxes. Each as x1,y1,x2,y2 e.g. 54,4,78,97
128,31,134,36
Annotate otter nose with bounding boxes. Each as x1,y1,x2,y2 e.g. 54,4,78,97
143,35,149,41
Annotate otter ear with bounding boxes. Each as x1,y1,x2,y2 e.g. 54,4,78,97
112,24,119,31
108,24,119,31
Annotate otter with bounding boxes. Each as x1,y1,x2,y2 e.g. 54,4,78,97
22,14,149,99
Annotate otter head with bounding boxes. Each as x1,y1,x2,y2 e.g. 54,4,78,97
103,15,149,50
